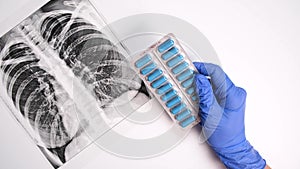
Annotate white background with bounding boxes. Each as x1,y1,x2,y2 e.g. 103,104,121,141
0,0,299,168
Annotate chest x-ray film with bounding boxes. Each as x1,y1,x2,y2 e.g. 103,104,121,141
0,0,151,167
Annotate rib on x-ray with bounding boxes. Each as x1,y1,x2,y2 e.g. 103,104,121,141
0,0,150,168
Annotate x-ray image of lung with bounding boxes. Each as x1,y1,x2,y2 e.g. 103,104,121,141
0,0,151,168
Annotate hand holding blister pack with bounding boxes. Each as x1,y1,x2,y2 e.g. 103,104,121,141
131,33,201,128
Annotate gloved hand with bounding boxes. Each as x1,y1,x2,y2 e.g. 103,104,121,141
193,62,266,169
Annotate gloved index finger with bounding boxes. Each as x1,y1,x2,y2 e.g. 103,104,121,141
193,62,234,88
193,62,210,76
193,62,236,105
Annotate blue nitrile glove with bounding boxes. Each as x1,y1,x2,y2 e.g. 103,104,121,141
193,62,266,169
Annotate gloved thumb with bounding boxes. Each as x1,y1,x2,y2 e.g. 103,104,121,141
195,74,222,124
195,73,224,139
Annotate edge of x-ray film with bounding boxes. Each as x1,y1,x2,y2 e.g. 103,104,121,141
0,0,151,168
131,33,201,129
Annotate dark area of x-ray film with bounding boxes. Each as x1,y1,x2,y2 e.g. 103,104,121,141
0,0,151,168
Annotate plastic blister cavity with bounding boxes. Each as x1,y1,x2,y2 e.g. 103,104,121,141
131,33,200,129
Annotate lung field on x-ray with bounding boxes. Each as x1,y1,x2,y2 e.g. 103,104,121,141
39,12,142,106
0,0,150,167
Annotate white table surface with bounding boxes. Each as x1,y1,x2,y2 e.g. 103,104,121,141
0,0,299,168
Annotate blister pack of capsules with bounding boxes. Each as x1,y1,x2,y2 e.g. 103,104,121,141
131,33,200,129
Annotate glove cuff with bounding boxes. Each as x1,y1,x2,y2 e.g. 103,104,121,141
213,140,266,169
